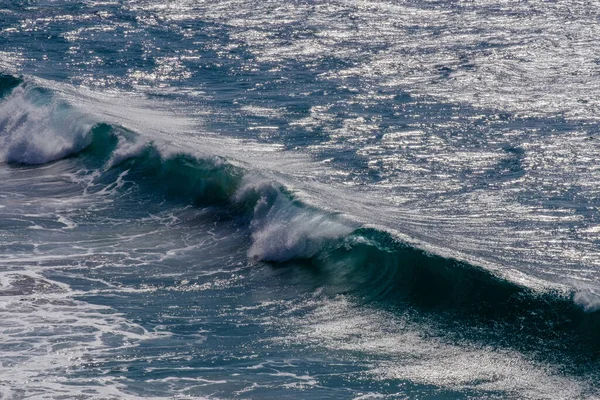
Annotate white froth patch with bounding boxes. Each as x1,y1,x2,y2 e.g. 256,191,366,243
0,83,94,164
0,270,175,400
573,288,600,312
105,135,150,169
236,179,355,262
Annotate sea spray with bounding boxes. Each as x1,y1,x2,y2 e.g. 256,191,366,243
0,78,94,164
235,179,356,262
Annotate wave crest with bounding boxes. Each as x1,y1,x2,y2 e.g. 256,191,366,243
235,180,356,262
0,78,94,164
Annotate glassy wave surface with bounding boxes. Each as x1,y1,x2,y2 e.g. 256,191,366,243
2,1,600,398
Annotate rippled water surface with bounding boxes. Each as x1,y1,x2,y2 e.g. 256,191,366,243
2,1,600,398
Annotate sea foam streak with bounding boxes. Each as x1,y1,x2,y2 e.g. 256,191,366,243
0,270,175,400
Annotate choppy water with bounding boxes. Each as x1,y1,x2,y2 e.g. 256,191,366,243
2,1,600,398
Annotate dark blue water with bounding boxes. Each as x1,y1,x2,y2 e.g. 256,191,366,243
2,1,600,398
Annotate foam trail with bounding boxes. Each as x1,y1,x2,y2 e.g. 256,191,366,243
0,270,173,400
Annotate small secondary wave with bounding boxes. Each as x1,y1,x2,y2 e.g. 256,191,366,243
2,74,600,354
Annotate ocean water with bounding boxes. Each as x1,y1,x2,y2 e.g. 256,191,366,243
2,0,600,398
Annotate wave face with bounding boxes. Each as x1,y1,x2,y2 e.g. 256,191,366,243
3,0,600,397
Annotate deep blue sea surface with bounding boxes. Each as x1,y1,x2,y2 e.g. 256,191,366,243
2,1,600,398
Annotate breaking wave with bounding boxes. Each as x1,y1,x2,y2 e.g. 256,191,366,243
2,74,600,353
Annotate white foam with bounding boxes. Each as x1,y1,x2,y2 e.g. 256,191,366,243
0,82,94,164
0,270,174,400
102,133,147,167
235,179,356,262
573,287,600,312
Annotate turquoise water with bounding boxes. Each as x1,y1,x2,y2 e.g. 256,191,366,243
2,1,600,398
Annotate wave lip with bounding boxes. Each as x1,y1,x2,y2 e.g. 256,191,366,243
573,287,600,313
